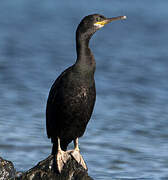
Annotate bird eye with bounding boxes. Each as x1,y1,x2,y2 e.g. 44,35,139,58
96,17,101,22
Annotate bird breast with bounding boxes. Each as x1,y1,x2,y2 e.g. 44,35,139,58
76,87,87,98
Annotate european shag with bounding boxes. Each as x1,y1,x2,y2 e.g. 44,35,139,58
46,14,126,173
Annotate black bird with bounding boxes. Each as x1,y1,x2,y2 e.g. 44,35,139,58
46,14,126,173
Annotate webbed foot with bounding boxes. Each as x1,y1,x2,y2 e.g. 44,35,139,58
56,149,70,173
69,137,87,170
70,149,87,170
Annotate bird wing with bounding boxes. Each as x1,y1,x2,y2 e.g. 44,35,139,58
46,66,73,138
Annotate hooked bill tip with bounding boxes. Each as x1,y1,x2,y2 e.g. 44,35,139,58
121,16,127,20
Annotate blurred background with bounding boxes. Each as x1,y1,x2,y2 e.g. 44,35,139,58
0,1,168,179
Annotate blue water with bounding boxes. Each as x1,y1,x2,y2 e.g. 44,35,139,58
1,1,168,179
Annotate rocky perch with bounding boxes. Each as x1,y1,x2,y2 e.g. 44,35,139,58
0,155,94,180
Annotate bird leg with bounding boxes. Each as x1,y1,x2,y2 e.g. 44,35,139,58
70,138,87,170
55,137,70,173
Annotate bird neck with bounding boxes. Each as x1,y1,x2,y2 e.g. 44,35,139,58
75,36,95,68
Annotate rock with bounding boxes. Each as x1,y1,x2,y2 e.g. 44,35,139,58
0,156,16,180
11,155,93,180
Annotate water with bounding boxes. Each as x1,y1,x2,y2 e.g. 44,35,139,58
0,1,168,179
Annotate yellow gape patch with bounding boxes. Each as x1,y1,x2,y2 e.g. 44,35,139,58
94,20,107,28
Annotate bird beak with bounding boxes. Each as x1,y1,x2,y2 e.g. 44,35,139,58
105,16,127,24
94,16,126,27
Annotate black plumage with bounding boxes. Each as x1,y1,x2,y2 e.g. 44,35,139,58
46,14,126,172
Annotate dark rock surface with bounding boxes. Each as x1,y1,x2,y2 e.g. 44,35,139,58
0,156,16,179
0,155,93,180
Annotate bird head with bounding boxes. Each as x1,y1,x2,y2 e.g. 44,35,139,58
76,14,126,41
